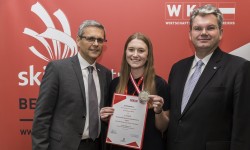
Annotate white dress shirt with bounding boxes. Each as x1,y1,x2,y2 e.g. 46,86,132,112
77,53,101,139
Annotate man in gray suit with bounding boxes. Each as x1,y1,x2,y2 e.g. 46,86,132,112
166,4,250,150
32,20,112,150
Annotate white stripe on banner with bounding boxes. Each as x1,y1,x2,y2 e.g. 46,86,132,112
230,43,250,61
219,8,235,14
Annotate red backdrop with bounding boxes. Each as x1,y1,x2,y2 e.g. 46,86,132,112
1,0,249,149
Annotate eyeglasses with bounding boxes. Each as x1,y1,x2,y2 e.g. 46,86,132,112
79,35,107,44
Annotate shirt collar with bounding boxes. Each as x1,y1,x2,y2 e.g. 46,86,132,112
191,52,213,69
77,53,97,70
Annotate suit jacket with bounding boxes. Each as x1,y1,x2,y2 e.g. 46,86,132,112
32,55,112,150
166,48,250,150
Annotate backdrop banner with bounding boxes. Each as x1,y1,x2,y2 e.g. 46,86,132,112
0,0,249,149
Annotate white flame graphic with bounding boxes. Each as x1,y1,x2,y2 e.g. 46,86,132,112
23,2,78,61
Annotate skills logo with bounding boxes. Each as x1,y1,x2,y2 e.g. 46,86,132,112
19,2,77,86
18,2,79,127
23,2,77,62
165,2,236,25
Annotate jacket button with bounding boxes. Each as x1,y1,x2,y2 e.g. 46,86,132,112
82,115,86,119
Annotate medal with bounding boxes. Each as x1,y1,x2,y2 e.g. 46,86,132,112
129,73,150,103
139,90,150,103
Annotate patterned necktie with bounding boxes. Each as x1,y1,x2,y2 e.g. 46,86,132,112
87,66,99,140
181,60,204,113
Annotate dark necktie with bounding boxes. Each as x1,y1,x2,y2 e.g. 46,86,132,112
181,60,204,113
87,66,99,140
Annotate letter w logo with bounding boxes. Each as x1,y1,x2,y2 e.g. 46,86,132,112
165,3,183,20
167,4,181,17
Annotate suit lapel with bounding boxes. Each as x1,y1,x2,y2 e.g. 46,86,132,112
96,64,105,108
71,55,86,105
180,48,223,117
71,56,106,111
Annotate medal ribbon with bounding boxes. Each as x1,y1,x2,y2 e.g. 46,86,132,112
125,73,143,95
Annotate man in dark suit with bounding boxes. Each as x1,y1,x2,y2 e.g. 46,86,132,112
166,4,250,150
32,20,112,150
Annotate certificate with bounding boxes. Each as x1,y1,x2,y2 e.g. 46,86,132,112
106,93,148,149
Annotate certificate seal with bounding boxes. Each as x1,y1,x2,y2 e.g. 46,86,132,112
139,91,150,103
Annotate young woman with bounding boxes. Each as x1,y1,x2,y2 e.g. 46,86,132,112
100,33,169,150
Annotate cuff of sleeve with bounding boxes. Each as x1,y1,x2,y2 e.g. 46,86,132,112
155,109,163,114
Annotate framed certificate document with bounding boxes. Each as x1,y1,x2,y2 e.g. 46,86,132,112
106,93,148,149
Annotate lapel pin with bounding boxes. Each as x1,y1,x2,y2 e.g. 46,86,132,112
213,66,217,70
